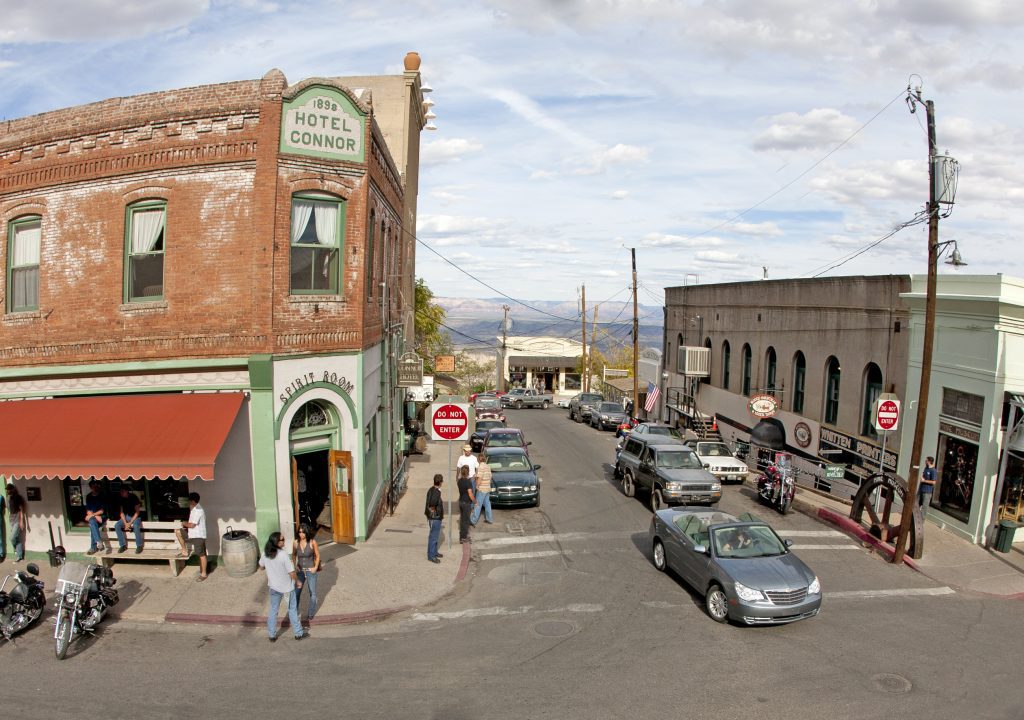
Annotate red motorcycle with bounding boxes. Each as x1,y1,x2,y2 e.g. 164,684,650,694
756,451,796,514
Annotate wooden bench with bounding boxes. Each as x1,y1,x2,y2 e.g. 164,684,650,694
99,520,191,576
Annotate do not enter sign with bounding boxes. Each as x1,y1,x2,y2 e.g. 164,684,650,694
430,402,470,441
874,397,901,432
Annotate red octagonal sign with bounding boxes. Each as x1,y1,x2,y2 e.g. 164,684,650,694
431,403,469,441
876,399,900,431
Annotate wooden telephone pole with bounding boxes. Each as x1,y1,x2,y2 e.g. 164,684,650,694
500,304,510,392
631,248,639,419
580,286,588,392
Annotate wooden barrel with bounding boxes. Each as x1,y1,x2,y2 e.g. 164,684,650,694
220,527,259,578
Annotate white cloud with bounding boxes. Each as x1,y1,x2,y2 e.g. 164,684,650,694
0,0,209,42
611,190,629,200
421,138,484,166
731,221,783,237
640,233,724,248
753,108,860,152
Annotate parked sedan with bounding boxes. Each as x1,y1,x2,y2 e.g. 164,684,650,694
470,419,506,452
483,446,542,507
481,428,531,456
648,508,821,625
686,440,750,484
590,401,628,430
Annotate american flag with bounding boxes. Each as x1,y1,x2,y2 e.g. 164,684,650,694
644,381,661,413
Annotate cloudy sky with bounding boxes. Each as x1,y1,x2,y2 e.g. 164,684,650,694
2,0,1020,305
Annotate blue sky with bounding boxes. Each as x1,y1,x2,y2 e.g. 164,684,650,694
2,0,1021,303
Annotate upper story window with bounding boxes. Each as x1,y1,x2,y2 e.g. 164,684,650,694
290,193,345,295
365,210,375,301
7,216,41,312
824,356,841,425
126,200,166,301
741,344,752,396
861,363,884,437
722,340,731,390
792,351,806,414
765,346,777,396
676,333,685,373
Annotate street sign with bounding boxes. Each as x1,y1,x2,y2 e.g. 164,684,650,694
748,394,779,418
874,395,901,432
397,352,424,387
430,402,470,442
824,464,846,480
434,355,456,373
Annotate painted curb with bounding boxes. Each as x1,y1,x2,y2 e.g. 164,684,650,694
164,605,415,627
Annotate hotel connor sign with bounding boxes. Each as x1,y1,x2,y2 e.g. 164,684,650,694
280,86,366,163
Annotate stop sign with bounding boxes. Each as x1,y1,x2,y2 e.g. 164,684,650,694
875,398,900,432
430,403,470,441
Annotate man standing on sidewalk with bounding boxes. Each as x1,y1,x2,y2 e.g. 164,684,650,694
425,474,445,564
456,444,478,485
918,456,937,508
470,458,493,525
175,492,209,581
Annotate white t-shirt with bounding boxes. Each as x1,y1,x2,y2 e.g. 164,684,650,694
259,551,296,593
456,454,479,478
187,504,207,539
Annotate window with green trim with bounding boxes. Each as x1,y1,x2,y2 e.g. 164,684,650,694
290,192,345,294
125,201,166,301
7,216,41,312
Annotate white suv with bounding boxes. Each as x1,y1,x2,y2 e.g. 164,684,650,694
686,440,750,484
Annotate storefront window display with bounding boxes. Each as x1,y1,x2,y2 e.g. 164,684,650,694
62,476,189,529
564,373,581,390
997,451,1024,522
932,434,979,523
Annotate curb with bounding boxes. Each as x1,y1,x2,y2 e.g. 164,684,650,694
164,606,415,627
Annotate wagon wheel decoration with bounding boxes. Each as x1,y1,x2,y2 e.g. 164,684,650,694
849,472,924,560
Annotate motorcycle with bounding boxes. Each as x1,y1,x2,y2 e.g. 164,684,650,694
756,451,796,514
0,563,46,642
53,554,119,660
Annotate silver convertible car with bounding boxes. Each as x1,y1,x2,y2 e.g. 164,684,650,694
648,508,821,625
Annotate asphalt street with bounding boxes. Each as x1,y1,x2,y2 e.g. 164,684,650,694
3,407,1022,720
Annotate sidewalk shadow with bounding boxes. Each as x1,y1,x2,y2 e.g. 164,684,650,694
109,578,149,616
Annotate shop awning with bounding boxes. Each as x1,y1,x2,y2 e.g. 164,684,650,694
0,392,244,481
508,355,580,369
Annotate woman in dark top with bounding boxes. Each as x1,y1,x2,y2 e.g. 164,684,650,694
292,524,321,620
457,465,475,544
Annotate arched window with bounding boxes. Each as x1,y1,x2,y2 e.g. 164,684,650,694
676,333,685,373
722,341,731,390
824,356,841,425
289,400,332,431
741,344,752,396
861,363,884,437
365,209,375,300
290,191,345,294
792,351,806,414
765,346,777,396
702,337,712,385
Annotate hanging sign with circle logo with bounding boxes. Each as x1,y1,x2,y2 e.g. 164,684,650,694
748,394,779,418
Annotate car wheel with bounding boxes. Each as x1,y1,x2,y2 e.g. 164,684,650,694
541,400,549,409
706,584,729,623
533,496,540,508
650,488,665,513
623,471,636,498
515,400,523,409
652,539,667,572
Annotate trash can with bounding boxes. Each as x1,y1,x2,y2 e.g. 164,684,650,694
994,519,1022,553
220,527,259,577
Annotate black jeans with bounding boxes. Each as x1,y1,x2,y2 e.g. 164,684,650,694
459,501,473,540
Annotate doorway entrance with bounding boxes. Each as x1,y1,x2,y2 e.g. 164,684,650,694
291,448,355,545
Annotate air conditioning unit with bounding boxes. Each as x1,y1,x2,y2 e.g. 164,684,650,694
680,346,710,377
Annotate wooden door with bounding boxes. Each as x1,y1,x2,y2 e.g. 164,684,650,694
329,450,355,544
290,457,300,533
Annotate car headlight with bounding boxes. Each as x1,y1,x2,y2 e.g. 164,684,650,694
711,483,722,491
733,582,765,602
808,576,821,595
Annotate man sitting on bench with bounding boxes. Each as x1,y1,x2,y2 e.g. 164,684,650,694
114,482,144,554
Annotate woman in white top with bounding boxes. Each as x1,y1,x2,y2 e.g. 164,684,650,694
258,531,307,642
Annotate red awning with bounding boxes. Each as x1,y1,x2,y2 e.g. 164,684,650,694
0,392,244,481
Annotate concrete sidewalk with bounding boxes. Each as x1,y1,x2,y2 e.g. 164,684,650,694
11,447,471,628
778,481,1024,599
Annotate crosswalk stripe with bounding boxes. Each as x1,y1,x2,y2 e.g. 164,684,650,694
778,530,846,537
476,531,633,547
411,603,603,622
826,586,955,599
480,550,568,560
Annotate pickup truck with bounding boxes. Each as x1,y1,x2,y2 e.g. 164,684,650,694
500,388,553,409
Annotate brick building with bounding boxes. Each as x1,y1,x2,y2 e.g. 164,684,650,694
0,54,429,559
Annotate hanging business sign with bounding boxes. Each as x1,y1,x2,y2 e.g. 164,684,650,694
434,355,456,373
748,394,779,418
280,85,366,163
397,353,424,387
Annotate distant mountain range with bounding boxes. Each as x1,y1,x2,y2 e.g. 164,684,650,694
435,297,664,354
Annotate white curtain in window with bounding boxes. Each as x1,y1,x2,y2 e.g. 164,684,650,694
13,223,41,266
131,209,165,253
313,202,338,246
291,201,314,244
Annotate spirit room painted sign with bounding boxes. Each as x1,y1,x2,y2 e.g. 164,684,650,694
280,86,366,163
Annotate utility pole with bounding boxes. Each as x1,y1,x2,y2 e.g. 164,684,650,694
631,248,639,420
500,304,510,392
893,87,938,564
591,304,600,391
580,286,588,392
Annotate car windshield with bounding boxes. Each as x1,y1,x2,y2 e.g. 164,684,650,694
486,454,533,472
696,442,732,457
712,525,787,558
647,426,682,439
656,450,703,469
487,434,524,447
475,420,503,432
598,403,622,413
580,394,603,404
475,398,501,410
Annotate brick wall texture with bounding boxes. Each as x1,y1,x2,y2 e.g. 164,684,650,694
0,70,409,367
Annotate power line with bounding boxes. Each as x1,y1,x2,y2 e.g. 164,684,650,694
803,210,929,278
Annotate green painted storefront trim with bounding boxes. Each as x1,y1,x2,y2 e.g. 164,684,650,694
248,355,279,543
0,357,248,379
274,381,358,437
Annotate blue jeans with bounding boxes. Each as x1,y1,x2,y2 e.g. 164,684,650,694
470,491,492,524
88,517,104,550
428,518,442,560
297,569,318,619
10,525,24,561
267,588,302,639
114,517,143,549
918,488,933,509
